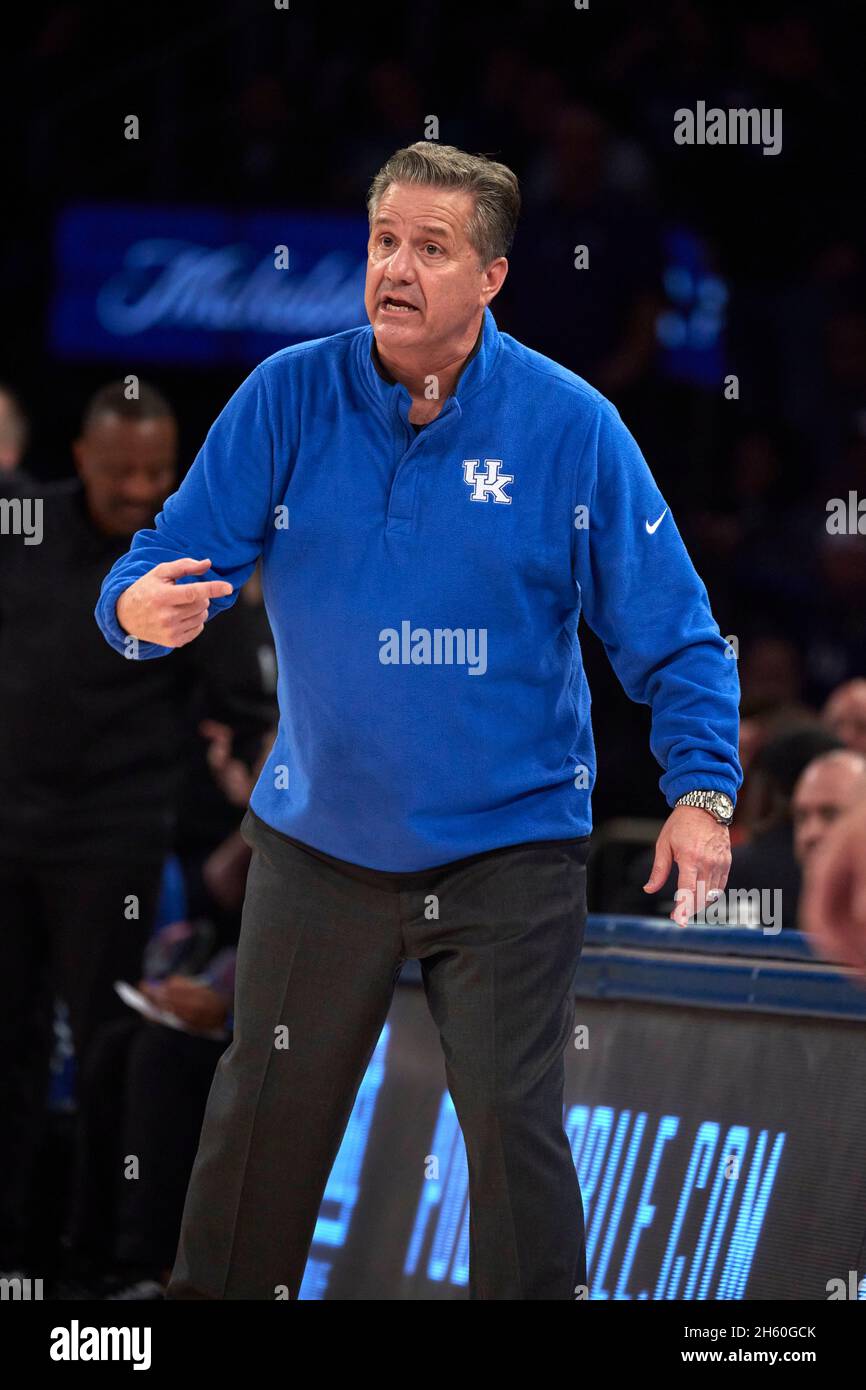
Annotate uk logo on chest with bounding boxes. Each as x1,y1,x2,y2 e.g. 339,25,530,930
462,458,514,504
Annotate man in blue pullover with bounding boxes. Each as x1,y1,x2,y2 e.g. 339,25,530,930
95,143,741,1301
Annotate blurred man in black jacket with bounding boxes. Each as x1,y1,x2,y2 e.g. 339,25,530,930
0,381,276,1280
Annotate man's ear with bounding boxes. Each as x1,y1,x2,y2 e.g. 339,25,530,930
71,436,85,478
482,256,509,306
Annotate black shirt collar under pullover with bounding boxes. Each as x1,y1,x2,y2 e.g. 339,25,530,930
370,320,484,433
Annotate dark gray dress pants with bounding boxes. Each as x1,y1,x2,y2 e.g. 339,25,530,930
166,807,590,1300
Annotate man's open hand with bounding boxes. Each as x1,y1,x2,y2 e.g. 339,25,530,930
115,558,233,648
643,805,731,926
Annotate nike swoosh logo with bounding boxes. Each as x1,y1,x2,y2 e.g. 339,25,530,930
645,507,668,535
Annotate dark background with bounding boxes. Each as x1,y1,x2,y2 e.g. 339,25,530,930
3,0,864,828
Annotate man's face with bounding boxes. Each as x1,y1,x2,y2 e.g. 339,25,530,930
364,182,506,357
73,413,177,536
792,756,866,865
824,685,866,756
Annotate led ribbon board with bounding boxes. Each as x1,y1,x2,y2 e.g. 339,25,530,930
298,923,866,1300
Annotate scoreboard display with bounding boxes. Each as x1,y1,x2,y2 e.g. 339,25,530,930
299,920,866,1300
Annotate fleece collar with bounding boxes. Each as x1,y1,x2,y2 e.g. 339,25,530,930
356,305,501,425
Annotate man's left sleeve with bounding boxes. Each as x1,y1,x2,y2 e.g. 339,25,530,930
572,399,743,807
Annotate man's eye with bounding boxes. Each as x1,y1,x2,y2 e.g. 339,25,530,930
425,244,441,255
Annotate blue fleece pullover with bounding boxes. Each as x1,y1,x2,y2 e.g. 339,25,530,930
95,306,742,870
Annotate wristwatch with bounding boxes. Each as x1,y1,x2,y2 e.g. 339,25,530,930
674,790,734,825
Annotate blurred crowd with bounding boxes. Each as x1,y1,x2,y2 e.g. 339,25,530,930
0,383,278,1297
0,0,864,1296
3,0,864,809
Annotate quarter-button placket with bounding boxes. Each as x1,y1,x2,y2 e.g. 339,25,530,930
385,391,458,533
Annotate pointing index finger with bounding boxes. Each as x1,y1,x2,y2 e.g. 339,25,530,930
169,580,234,604
155,557,213,579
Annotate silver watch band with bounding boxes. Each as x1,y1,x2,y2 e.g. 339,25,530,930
675,790,734,823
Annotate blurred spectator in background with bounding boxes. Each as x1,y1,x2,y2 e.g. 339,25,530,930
498,102,663,409
734,635,815,787
822,679,866,756
329,59,428,204
792,748,866,869
793,302,866,475
228,74,296,200
62,723,276,1300
722,724,846,929
0,381,276,1285
173,562,277,925
613,720,844,925
803,531,866,700
0,384,30,482
801,798,866,972
737,634,808,722
687,426,810,623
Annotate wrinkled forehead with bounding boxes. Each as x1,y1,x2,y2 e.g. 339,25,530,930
370,182,476,235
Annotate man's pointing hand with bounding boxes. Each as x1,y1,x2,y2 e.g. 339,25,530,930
115,557,234,648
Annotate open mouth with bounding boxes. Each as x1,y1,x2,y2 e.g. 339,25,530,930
381,295,419,314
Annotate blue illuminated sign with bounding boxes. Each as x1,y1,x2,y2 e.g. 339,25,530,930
50,203,368,365
300,1023,786,1301
656,226,728,387
401,1102,783,1298
299,1023,391,1300
404,1091,469,1286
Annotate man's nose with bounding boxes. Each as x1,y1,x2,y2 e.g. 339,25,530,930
122,483,161,507
384,242,416,281
802,829,822,857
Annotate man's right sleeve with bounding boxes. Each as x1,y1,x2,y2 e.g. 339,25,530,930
94,366,277,659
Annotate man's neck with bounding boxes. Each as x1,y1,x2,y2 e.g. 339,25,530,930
373,315,484,423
